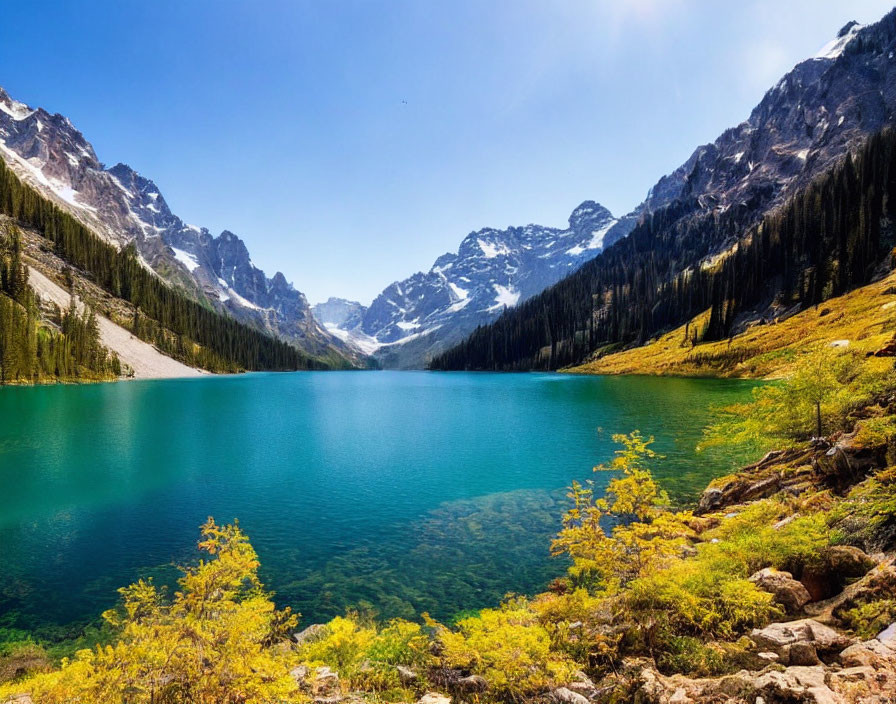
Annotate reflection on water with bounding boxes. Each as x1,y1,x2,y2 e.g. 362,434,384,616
0,371,758,637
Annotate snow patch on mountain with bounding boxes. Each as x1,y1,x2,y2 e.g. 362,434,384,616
489,284,520,311
814,21,863,60
171,247,201,272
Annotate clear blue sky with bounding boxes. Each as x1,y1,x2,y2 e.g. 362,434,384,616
1,1,893,304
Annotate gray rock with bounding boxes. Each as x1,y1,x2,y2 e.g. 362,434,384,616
550,686,590,704
417,693,451,704
293,623,328,646
878,622,896,642
839,638,896,667
750,619,852,659
753,665,839,704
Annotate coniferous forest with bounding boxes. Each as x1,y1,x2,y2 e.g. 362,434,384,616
430,127,896,371
0,224,120,383
0,160,328,375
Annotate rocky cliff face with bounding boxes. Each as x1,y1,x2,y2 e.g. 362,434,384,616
0,88,347,361
319,201,633,368
642,18,896,240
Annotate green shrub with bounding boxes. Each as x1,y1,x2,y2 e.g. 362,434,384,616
439,599,578,697
841,600,896,639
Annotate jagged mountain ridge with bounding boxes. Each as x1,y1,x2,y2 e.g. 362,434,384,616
432,11,896,370
641,19,891,239
317,201,635,368
0,88,350,362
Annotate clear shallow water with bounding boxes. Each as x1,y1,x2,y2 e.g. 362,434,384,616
0,371,758,636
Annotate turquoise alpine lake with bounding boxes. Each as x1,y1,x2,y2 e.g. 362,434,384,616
0,371,759,639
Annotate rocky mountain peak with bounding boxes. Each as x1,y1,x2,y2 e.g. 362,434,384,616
838,20,861,39
568,200,614,235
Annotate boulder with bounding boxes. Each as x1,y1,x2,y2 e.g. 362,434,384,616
293,623,328,645
417,693,451,704
550,687,590,704
455,674,488,693
310,666,340,701
750,619,852,663
749,567,812,613
828,652,896,701
752,665,840,704
696,487,723,513
802,546,877,601
839,638,896,668
807,558,896,621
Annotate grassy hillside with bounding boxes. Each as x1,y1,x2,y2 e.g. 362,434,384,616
570,269,896,380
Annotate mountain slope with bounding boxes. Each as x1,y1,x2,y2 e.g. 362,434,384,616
432,11,896,372
317,201,634,368
0,156,331,373
0,87,353,365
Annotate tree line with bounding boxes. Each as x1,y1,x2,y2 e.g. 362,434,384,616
431,127,896,371
0,160,329,373
0,224,120,383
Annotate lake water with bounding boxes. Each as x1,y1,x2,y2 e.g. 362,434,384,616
0,371,758,639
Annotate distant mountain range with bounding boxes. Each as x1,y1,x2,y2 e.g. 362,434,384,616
316,17,896,369
313,203,635,367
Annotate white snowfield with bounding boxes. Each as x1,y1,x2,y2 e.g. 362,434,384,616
26,266,204,380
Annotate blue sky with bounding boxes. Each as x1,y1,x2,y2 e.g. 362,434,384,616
1,1,893,304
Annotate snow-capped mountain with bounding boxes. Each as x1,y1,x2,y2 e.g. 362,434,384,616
316,201,635,368
0,86,345,360
312,297,367,330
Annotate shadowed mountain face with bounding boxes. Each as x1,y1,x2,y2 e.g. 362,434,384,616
0,88,351,361
641,20,894,221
